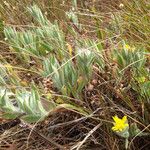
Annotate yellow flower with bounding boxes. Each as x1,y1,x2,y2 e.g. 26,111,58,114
125,44,131,50
136,76,146,83
5,64,13,72
124,44,135,52
112,115,129,132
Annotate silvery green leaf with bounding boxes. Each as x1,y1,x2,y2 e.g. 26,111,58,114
115,126,130,139
130,123,150,137
22,114,42,123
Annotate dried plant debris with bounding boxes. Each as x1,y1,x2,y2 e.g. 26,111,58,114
0,109,104,150
0,0,150,150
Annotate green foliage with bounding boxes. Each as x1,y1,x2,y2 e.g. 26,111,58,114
113,41,150,123
42,39,99,99
76,48,95,80
0,87,18,114
0,1,150,149
27,5,49,26
113,41,146,71
0,64,8,85
0,63,21,86
115,0,150,49
140,81,150,101
4,5,66,62
130,123,150,137
0,86,48,122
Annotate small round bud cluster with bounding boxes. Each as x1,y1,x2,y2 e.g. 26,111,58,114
43,78,53,93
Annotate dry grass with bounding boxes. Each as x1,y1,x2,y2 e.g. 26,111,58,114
0,0,150,150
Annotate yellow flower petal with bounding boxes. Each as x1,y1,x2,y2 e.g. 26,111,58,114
125,44,130,50
122,116,127,123
113,115,120,122
112,115,129,132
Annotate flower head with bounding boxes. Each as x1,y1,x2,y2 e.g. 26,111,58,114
125,44,131,50
136,76,146,83
124,44,135,52
112,115,129,132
